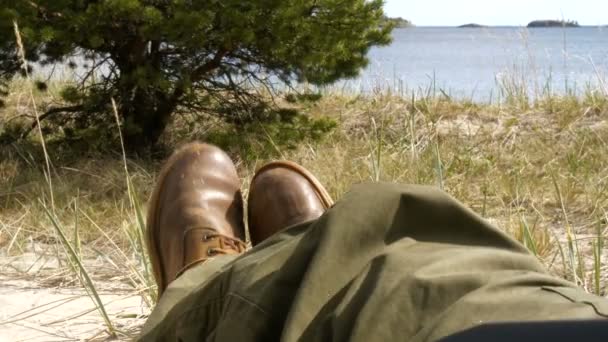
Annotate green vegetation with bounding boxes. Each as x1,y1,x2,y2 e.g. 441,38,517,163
1,8,607,338
528,19,581,28
458,23,487,28
0,0,392,151
1,75,608,337
384,16,413,28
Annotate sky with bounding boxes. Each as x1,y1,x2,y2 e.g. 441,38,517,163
384,0,608,26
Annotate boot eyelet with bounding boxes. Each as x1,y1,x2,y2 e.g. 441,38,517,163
207,248,216,256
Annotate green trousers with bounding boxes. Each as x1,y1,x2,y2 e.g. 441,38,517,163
139,183,608,341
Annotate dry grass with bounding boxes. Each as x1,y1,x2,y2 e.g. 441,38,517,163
1,79,608,339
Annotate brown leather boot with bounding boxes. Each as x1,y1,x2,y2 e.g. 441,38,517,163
247,161,333,246
146,143,247,298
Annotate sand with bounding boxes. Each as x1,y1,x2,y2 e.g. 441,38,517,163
0,245,148,341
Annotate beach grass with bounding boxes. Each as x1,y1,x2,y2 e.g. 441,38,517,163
1,70,608,339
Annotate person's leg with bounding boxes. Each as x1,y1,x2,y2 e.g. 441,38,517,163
278,183,607,342
141,143,247,331
140,149,334,340
139,154,607,341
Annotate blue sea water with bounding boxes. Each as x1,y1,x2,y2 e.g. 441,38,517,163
38,27,608,102
342,27,608,100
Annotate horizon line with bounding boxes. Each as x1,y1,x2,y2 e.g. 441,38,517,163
398,24,607,28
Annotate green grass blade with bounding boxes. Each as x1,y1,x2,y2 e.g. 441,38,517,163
593,217,604,295
112,98,156,302
79,208,154,307
73,195,81,259
127,177,156,302
593,240,600,295
41,202,116,336
551,173,579,285
520,216,538,256
434,137,444,190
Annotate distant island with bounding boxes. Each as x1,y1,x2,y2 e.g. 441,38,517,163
527,20,580,28
458,23,487,28
383,16,413,28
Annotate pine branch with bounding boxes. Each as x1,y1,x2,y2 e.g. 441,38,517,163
20,105,84,139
